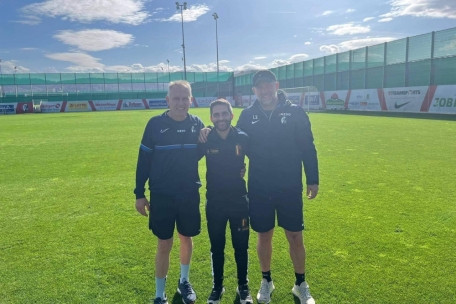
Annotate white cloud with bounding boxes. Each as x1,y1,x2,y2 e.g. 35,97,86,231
320,37,396,54
304,42,312,45
0,60,30,73
363,17,375,22
20,0,149,25
327,23,370,35
378,18,393,22
234,63,267,72
13,15,41,25
320,45,340,54
54,30,134,52
289,54,309,63
45,52,104,68
219,60,230,64
321,10,334,16
338,37,395,50
381,0,456,19
346,9,355,13
157,4,210,22
253,56,267,60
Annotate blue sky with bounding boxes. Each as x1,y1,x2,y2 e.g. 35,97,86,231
0,0,455,74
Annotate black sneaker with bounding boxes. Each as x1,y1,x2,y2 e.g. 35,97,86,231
153,295,168,304
236,284,253,304
177,279,197,304
207,286,225,304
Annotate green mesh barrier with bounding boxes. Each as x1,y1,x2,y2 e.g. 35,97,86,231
304,60,313,76
385,64,405,87
366,67,383,89
434,57,456,85
314,58,324,75
367,44,385,68
408,60,431,86
325,55,337,73
337,51,350,71
324,73,336,91
337,71,350,90
278,66,286,80
131,73,145,83
46,74,62,84
350,69,365,89
387,39,407,64
434,27,456,58
303,76,313,87
294,62,304,78
286,64,294,79
408,33,432,62
61,73,76,84
313,74,324,90
351,48,366,70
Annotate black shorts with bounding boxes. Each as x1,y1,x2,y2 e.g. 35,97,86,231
248,192,304,233
149,192,201,240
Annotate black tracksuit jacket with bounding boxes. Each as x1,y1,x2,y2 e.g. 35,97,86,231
236,98,319,197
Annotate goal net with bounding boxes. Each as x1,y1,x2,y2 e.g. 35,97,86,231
280,86,321,113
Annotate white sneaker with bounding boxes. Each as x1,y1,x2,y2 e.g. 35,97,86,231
257,278,275,303
292,282,315,304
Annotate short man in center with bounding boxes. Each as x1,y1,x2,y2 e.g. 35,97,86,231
198,99,253,304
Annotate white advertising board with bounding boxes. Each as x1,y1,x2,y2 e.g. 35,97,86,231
348,89,382,111
40,101,63,113
324,91,349,109
383,86,429,112
428,85,456,114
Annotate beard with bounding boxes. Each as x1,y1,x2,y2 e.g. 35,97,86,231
214,119,231,132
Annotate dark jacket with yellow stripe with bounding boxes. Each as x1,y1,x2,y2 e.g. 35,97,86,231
134,111,204,199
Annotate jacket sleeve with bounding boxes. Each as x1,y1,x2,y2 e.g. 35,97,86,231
197,142,206,160
295,107,319,185
134,120,155,199
236,109,249,132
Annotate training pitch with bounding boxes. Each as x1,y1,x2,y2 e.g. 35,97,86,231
0,109,455,303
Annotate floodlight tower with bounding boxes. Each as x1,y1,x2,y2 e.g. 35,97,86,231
212,12,219,95
176,2,188,80
167,59,170,81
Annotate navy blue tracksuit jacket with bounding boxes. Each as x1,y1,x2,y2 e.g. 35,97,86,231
236,98,319,197
134,112,204,199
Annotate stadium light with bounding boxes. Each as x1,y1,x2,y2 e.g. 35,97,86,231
167,59,170,81
0,58,2,75
176,2,188,80
212,13,219,96
14,66,17,97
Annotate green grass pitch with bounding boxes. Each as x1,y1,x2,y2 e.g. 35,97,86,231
0,109,455,303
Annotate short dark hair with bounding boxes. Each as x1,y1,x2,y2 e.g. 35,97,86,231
210,99,233,116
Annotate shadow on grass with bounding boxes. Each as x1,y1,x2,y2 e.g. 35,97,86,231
321,110,456,121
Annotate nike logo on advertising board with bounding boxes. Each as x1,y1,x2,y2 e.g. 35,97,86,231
160,128,169,133
252,120,260,124
394,101,412,109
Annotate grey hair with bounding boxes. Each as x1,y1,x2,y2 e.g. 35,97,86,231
168,80,192,96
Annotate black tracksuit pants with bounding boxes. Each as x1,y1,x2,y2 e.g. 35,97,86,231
206,195,250,287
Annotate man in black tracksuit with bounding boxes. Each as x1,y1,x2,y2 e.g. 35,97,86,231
135,81,204,304
236,70,319,304
198,99,253,304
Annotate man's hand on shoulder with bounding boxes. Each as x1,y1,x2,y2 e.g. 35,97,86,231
306,184,319,200
135,198,150,216
198,127,212,143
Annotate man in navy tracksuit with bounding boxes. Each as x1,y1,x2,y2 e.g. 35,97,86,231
237,70,319,304
134,80,204,304
198,99,253,304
